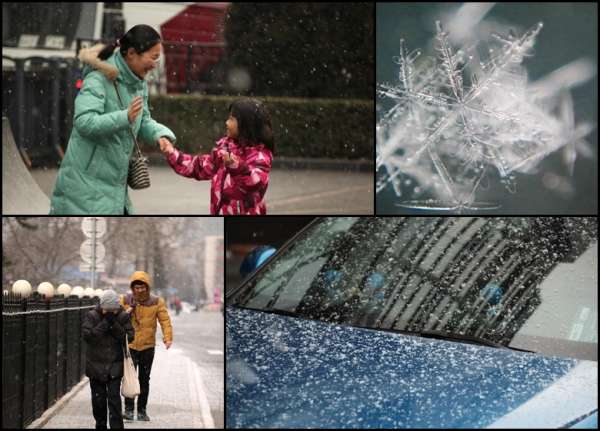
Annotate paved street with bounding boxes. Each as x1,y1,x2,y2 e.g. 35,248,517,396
33,309,223,429
31,166,373,214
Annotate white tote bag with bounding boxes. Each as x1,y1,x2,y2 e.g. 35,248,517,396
121,333,141,398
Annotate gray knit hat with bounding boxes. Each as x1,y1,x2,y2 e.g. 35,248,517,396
100,289,121,311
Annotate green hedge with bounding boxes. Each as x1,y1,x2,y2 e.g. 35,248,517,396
224,3,374,99
145,95,373,160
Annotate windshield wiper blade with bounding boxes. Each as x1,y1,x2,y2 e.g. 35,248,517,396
246,307,300,319
376,328,534,353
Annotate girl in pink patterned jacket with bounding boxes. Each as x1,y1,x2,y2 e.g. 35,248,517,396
159,99,274,215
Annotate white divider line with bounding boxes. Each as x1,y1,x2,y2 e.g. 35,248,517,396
187,356,215,428
186,355,205,428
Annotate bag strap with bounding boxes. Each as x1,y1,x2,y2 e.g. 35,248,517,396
124,332,132,358
113,82,143,159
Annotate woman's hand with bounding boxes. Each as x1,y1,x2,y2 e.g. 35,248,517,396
128,96,143,123
158,137,174,154
104,312,115,325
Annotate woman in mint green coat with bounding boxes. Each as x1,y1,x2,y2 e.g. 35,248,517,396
50,25,175,214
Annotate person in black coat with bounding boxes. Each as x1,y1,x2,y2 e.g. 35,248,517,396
82,289,135,429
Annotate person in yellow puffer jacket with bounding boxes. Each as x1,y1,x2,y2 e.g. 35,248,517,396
119,270,173,422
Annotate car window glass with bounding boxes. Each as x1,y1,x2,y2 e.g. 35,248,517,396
232,217,597,361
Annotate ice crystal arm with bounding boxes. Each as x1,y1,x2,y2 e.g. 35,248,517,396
436,21,464,103
466,22,543,104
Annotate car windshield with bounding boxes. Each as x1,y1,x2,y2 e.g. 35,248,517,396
229,217,598,361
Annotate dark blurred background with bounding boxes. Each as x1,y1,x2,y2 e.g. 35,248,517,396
377,3,598,214
225,217,316,292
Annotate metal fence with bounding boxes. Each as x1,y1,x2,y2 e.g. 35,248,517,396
2,292,97,429
2,56,78,167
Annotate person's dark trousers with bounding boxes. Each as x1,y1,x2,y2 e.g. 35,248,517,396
90,377,124,429
124,347,155,413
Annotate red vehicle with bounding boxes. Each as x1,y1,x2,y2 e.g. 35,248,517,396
160,3,229,93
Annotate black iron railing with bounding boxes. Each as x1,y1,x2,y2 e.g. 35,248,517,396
2,292,97,428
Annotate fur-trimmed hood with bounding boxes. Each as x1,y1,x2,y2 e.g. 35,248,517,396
78,43,119,81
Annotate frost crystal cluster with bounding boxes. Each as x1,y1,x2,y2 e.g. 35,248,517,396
377,20,593,210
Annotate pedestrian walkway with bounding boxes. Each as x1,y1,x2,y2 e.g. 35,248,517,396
31,344,215,429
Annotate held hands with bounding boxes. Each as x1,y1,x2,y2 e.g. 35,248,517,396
128,96,143,123
158,137,174,155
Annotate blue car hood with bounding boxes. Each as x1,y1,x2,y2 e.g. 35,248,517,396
227,306,598,428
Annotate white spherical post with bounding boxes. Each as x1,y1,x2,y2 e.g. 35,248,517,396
37,282,55,298
57,283,72,297
71,286,85,298
12,280,32,297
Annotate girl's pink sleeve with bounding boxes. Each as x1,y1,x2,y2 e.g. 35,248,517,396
166,148,217,181
223,148,272,198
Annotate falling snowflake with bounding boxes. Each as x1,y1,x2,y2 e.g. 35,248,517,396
377,18,594,211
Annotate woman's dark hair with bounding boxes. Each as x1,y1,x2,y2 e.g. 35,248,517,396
228,98,275,154
98,24,161,60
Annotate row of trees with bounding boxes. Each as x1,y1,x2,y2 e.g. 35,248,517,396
2,218,223,302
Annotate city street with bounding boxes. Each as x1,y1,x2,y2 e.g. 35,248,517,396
33,309,223,429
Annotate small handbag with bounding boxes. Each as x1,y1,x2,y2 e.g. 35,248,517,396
114,83,151,190
127,150,151,190
121,333,141,398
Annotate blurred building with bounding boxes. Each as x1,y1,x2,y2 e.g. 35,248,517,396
204,235,224,305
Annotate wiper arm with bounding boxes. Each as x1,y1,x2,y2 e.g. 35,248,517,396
264,308,300,318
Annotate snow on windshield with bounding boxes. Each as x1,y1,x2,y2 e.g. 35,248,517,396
233,217,597,359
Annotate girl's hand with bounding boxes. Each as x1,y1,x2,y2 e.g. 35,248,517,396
128,96,143,123
222,152,238,167
158,137,174,154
